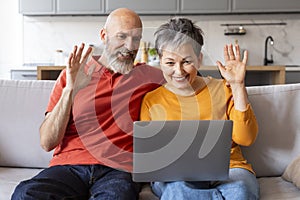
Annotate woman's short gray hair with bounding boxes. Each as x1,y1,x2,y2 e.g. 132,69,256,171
154,18,204,57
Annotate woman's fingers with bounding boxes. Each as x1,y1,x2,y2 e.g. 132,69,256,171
242,50,248,64
228,44,235,60
224,44,236,61
235,44,241,61
224,45,229,61
225,44,246,61
216,60,225,71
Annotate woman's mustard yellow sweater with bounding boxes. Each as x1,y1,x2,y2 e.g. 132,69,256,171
140,78,258,174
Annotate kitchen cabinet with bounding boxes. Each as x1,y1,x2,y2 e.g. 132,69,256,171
285,67,300,84
286,71,300,84
57,0,104,15
11,69,37,80
180,0,230,14
232,0,300,13
19,0,55,15
19,0,104,15
11,66,65,80
19,0,300,15
105,0,179,14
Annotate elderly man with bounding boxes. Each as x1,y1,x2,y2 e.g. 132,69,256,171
12,8,164,200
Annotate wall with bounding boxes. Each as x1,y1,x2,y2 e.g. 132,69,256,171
1,5,300,79
0,0,23,79
22,14,300,67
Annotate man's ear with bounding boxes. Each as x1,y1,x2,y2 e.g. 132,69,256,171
100,28,107,44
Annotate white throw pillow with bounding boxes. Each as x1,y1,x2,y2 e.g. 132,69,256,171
282,155,300,189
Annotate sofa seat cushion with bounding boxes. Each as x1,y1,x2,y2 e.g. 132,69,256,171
258,177,300,200
0,167,43,200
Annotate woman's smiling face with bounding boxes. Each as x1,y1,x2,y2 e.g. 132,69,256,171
160,43,202,92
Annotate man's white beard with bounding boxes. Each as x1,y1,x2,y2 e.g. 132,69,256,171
104,50,134,74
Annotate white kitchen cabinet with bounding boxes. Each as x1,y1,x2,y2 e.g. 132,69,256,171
19,0,104,15
180,0,230,14
232,0,300,13
11,69,37,80
19,0,300,15
286,71,300,84
19,0,55,15
57,0,104,14
285,68,300,84
105,0,179,14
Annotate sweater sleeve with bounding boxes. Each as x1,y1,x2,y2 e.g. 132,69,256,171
229,101,258,146
140,94,151,121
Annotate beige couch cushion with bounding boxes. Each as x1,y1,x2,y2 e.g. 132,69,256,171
0,80,55,168
242,83,300,177
282,155,300,189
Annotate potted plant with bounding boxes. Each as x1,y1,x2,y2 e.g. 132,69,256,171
148,48,159,66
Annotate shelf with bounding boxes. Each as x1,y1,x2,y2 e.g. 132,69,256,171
37,66,65,80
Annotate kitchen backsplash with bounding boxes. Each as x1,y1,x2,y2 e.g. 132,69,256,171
22,15,300,67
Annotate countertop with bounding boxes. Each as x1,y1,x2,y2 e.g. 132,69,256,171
200,65,286,71
201,65,300,71
11,63,55,71
11,67,37,71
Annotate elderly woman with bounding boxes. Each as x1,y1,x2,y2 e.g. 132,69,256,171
140,18,259,200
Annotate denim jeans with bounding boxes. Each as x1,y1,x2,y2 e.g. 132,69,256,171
152,168,259,200
11,165,141,200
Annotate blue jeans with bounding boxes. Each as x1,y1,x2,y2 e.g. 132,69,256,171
152,168,259,200
12,165,141,200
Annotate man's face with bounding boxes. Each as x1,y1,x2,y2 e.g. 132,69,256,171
103,27,142,74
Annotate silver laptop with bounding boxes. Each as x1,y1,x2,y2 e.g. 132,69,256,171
132,120,233,182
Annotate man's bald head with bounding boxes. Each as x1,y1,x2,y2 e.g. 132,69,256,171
104,8,142,31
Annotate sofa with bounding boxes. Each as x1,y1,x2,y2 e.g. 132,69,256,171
0,79,300,200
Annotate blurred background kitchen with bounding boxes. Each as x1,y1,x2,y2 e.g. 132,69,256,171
2,0,300,84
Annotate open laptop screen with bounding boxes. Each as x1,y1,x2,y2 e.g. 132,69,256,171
132,120,233,182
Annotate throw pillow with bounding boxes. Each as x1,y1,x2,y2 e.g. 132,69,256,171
282,155,300,189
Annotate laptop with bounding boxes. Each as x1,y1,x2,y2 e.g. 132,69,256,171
132,120,233,182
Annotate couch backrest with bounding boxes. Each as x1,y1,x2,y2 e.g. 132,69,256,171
1,79,299,176
0,79,55,168
243,83,300,177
